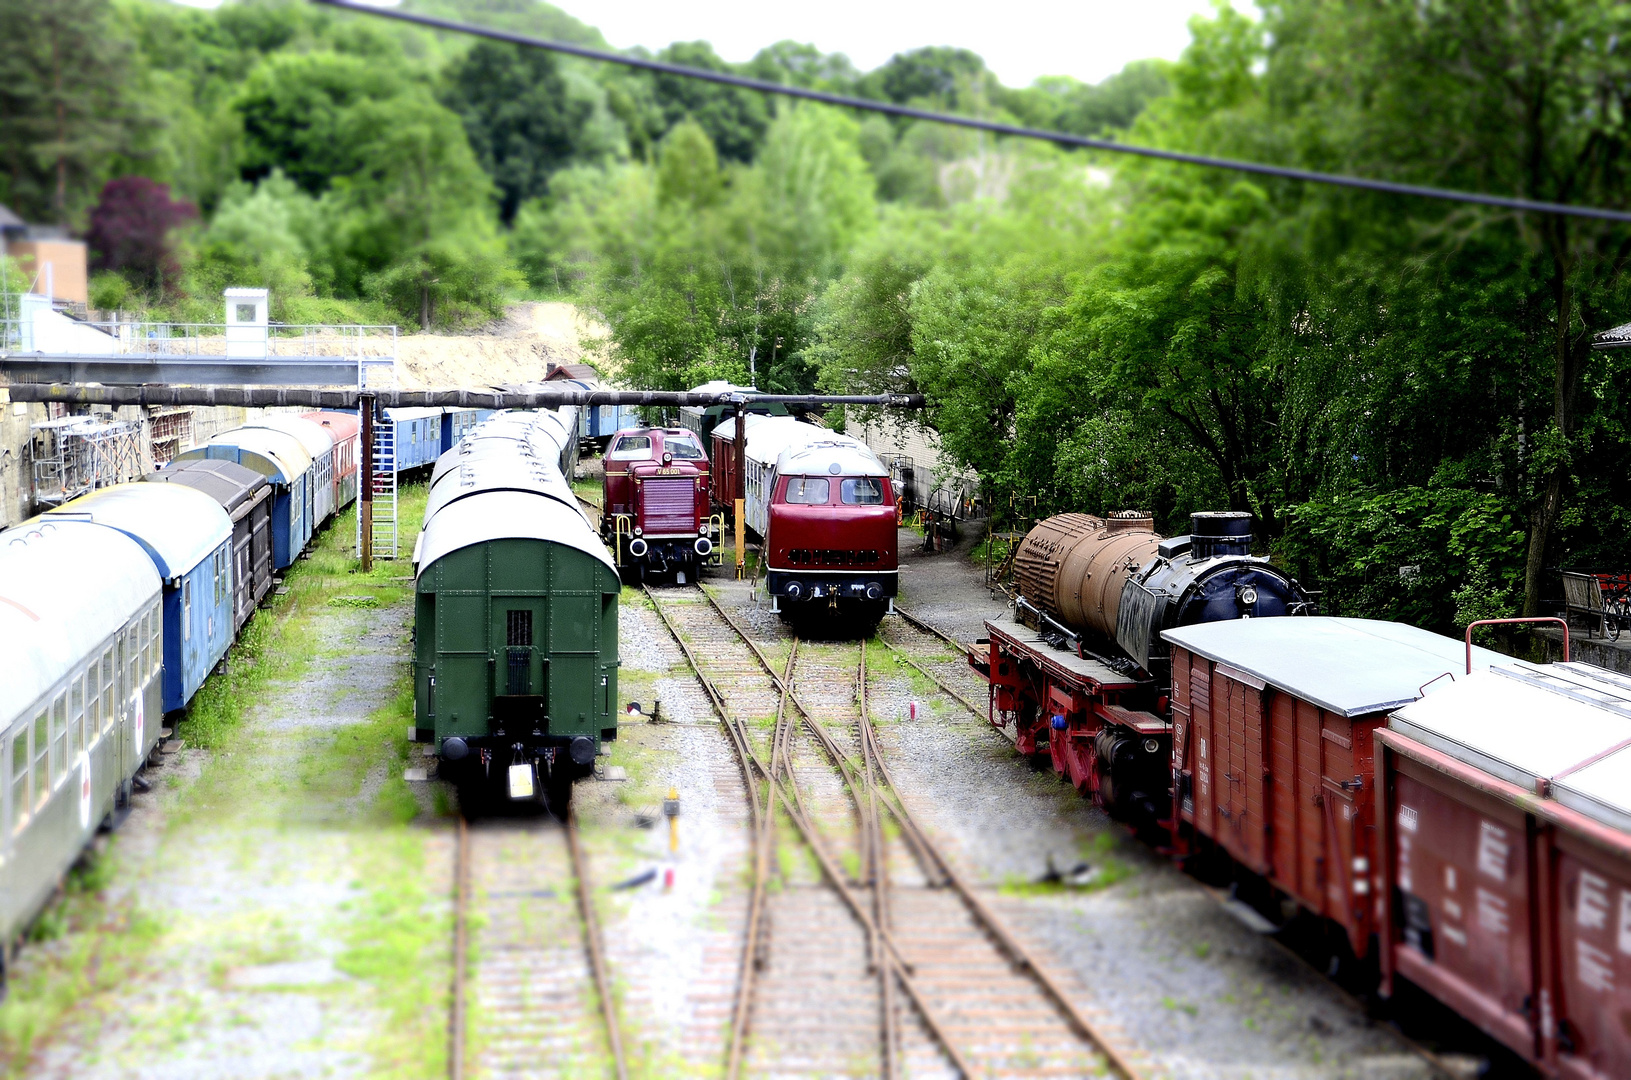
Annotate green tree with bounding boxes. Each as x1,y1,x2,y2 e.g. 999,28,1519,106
442,42,593,224
651,42,769,163
0,0,139,224
234,51,402,195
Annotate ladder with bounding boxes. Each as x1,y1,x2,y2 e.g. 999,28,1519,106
357,349,399,560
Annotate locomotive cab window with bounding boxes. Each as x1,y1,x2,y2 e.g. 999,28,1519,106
784,477,830,505
667,436,706,460
841,478,885,505
609,436,652,461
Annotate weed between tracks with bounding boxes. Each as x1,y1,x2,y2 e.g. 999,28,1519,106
0,484,449,1077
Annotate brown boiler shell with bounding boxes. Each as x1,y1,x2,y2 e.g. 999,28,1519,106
1014,513,1164,641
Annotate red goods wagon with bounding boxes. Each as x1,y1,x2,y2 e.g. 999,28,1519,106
1162,617,1501,955
600,427,715,582
1376,661,1631,1076
302,410,361,510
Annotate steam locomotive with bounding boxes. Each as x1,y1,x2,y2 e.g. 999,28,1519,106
984,510,1312,818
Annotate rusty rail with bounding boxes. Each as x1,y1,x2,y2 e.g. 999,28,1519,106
567,804,629,1080
450,815,469,1080
893,603,978,659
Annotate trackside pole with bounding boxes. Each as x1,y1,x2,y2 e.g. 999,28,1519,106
734,401,746,580
360,392,375,572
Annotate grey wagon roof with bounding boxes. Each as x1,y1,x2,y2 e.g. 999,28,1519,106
43,482,231,579
415,489,616,580
144,459,268,513
1162,617,1503,718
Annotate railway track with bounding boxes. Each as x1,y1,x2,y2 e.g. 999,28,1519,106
449,808,628,1080
645,583,1145,1080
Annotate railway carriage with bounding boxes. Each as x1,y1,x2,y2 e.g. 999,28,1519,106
678,380,791,444
302,411,361,510
601,427,715,582
43,484,235,715
144,459,274,633
414,412,619,808
246,414,336,528
178,428,313,570
383,407,444,472
1,520,164,990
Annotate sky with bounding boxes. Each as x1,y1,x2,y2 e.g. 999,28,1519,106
551,0,1247,87
171,0,1250,88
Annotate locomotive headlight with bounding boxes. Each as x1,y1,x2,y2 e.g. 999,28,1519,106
633,526,643,537
1143,738,1161,754
1239,585,1259,606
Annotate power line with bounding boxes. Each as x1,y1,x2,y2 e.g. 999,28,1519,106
312,0,1631,225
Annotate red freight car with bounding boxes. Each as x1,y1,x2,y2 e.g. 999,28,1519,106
1161,617,1502,956
600,427,716,582
1377,661,1631,1077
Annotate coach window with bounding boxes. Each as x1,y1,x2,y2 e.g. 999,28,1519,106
87,659,101,735
70,675,85,759
9,731,28,833
609,435,652,461
102,649,115,732
841,478,885,505
32,710,49,810
183,579,192,642
784,477,830,505
51,694,67,788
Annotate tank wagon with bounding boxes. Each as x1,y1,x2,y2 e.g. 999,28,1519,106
711,415,898,628
984,510,1310,817
144,459,274,634
1,520,163,992
413,411,619,809
601,427,717,583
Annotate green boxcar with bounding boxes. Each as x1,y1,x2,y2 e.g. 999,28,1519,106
413,421,619,806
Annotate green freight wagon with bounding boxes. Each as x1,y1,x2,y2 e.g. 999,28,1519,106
413,416,619,810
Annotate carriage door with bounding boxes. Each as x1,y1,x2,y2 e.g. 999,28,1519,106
493,602,547,732
548,594,601,737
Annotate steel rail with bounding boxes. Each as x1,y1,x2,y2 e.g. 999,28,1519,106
893,604,978,659
700,588,1145,1080
309,0,1631,225
856,642,901,1080
644,587,976,1079
449,814,470,1080
0,382,926,409
567,804,630,1080
879,637,987,719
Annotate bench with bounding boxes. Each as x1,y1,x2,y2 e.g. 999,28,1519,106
1563,571,1610,639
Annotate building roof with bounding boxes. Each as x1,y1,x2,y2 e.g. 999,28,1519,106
1593,321,1631,350
0,520,160,727
546,364,600,381
0,204,24,230
1389,661,1631,791
44,482,231,579
1163,616,1503,718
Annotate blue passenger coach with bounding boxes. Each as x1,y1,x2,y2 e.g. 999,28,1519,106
1,520,163,971
246,414,336,528
47,484,234,714
179,428,313,569
384,408,443,471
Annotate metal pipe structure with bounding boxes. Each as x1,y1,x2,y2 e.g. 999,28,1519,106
0,383,925,410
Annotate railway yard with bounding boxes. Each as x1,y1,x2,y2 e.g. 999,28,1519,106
1,478,1461,1080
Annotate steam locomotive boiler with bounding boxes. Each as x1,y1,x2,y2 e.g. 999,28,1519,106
983,510,1311,819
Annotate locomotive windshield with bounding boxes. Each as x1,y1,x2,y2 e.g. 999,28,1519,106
667,435,706,460
841,478,885,505
784,478,830,504
608,435,652,460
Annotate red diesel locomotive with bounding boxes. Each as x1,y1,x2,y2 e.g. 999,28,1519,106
600,427,718,583
710,415,898,628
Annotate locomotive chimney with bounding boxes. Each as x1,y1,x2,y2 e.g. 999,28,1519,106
1189,511,1252,559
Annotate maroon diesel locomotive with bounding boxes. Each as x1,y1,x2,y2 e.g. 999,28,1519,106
600,427,718,583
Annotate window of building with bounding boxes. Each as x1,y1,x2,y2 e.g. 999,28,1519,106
841,478,886,505
784,477,830,505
